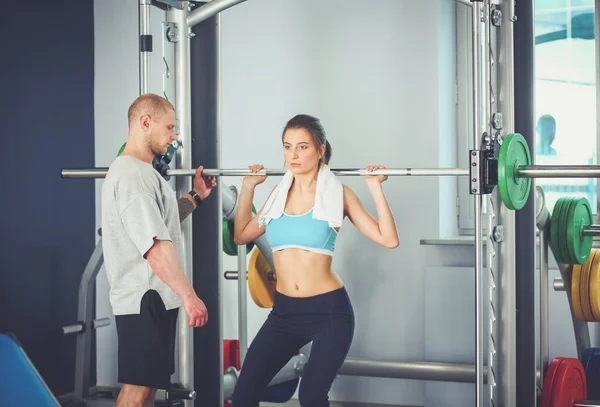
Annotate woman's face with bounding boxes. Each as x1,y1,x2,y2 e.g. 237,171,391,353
283,128,324,174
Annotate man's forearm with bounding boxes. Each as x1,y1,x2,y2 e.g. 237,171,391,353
146,239,195,301
178,195,196,222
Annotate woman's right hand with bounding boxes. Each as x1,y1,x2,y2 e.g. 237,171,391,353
243,164,267,187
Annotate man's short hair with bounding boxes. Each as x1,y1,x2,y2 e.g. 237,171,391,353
127,94,175,128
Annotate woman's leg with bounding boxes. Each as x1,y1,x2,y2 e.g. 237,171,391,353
297,293,355,407
231,312,305,407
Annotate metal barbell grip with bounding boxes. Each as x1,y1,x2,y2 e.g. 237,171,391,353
516,165,600,178
61,167,471,179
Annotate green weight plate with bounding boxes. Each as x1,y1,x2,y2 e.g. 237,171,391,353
222,204,257,256
117,142,127,157
222,220,238,256
498,133,532,210
567,198,593,265
560,198,576,264
550,198,567,263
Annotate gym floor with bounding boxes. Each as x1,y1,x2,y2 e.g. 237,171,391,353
260,402,421,407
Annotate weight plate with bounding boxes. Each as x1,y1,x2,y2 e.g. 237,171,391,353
582,347,595,373
581,249,597,321
567,198,593,265
589,250,600,321
550,358,587,407
541,357,566,407
589,348,600,400
559,198,575,264
550,198,567,263
222,204,257,256
572,264,586,322
498,133,532,210
247,248,276,308
117,142,126,157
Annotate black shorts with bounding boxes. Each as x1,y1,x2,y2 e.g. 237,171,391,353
115,290,179,389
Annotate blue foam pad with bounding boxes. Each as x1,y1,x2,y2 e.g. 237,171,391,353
0,333,60,407
261,378,300,403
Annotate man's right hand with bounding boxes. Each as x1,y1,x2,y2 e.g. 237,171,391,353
183,294,208,328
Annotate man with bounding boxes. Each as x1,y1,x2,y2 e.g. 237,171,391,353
101,93,216,406
536,114,557,156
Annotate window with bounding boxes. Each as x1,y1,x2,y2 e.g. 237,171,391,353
534,0,597,215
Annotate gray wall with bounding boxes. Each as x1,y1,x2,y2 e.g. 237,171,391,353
92,0,597,406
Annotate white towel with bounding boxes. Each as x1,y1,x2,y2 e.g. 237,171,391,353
258,164,344,228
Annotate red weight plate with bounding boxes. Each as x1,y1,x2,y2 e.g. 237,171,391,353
542,357,566,407
550,358,587,407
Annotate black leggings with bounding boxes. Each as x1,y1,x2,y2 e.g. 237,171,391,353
231,287,355,407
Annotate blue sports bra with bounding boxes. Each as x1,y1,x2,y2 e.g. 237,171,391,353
265,208,338,256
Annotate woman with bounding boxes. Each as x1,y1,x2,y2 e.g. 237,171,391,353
232,114,399,406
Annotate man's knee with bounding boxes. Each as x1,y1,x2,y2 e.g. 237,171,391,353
117,384,155,407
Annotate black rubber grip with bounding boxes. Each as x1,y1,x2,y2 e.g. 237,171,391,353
140,35,152,52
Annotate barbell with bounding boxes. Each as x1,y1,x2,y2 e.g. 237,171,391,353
61,133,600,211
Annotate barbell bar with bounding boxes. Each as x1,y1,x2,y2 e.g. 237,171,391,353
60,165,600,179
60,134,600,210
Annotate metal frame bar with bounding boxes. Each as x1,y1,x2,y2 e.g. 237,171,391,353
537,192,550,395
471,2,485,406
73,240,104,401
187,0,247,27
139,0,151,94
169,3,195,404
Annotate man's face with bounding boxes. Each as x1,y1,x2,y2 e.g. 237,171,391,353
148,108,177,155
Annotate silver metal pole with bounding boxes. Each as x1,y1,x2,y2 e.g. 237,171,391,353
61,167,471,179
557,263,591,359
582,226,600,236
216,12,225,406
74,241,104,400
496,0,517,403
237,244,248,364
538,215,549,392
139,0,151,95
517,166,600,178
472,2,484,407
171,3,194,404
338,359,488,383
573,403,600,407
187,0,247,28
268,357,489,386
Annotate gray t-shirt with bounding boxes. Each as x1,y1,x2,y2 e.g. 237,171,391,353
101,156,184,315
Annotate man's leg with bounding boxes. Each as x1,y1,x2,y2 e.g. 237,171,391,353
116,385,156,407
115,290,179,407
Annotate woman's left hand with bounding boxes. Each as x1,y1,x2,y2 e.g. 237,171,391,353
364,165,388,184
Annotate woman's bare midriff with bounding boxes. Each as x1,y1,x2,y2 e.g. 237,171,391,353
273,249,343,297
